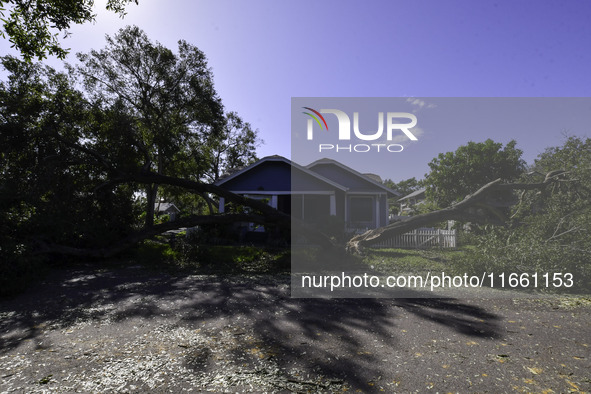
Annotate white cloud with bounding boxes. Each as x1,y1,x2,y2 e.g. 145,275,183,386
406,97,437,112
389,126,426,144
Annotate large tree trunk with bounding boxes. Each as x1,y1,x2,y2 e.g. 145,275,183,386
347,171,565,254
36,168,337,258
145,150,164,228
36,213,275,258
44,134,567,259
145,183,157,227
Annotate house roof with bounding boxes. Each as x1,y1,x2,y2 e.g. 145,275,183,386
306,158,400,197
398,187,426,201
215,155,347,192
154,202,180,213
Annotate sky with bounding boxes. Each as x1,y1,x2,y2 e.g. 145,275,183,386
291,97,591,181
1,0,590,181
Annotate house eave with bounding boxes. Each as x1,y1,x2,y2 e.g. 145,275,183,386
306,158,400,197
215,155,348,192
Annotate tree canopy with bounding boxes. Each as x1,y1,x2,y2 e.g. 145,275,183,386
0,0,138,61
0,27,273,294
0,56,142,294
424,139,525,208
383,177,422,199
202,111,261,183
454,136,591,289
74,25,227,226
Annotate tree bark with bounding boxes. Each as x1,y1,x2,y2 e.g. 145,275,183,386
145,183,157,227
34,168,336,258
35,213,276,258
346,172,565,254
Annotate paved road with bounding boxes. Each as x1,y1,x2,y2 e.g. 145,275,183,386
0,264,589,393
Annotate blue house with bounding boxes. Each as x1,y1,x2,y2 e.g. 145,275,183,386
215,155,399,232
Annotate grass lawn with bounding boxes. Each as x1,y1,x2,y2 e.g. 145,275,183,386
136,237,473,278
362,247,469,276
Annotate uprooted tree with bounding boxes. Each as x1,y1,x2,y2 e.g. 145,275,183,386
348,135,591,288
0,45,330,271
456,136,591,287
2,26,589,293
347,138,530,253
0,34,243,263
346,170,567,254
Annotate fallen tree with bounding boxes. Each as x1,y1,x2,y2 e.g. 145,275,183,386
39,139,567,259
33,147,337,258
346,170,567,254
23,125,573,259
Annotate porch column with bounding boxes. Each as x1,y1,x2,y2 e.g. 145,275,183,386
329,193,336,216
218,197,225,213
344,195,348,223
375,198,380,228
270,195,278,209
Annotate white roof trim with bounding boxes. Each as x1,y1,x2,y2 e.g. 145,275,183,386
306,158,401,197
154,202,180,213
398,187,426,201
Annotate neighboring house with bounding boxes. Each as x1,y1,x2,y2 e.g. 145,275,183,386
154,202,180,222
398,187,426,215
215,155,399,232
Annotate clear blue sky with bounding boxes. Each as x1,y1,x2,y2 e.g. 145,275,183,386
1,0,590,181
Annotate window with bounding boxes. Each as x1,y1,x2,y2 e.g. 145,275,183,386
291,194,330,223
349,196,373,223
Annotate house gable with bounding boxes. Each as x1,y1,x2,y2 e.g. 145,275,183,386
307,159,399,196
217,160,292,192
216,156,345,193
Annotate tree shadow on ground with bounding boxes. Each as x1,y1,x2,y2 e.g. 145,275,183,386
0,263,503,391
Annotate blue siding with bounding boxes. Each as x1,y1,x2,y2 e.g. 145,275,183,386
221,161,291,191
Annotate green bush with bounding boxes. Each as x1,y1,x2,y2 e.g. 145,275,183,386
136,233,290,274
134,239,179,267
453,137,591,292
454,223,591,292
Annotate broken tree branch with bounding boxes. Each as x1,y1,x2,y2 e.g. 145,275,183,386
346,173,566,254
34,213,280,258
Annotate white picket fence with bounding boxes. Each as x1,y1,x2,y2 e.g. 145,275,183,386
369,228,456,249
